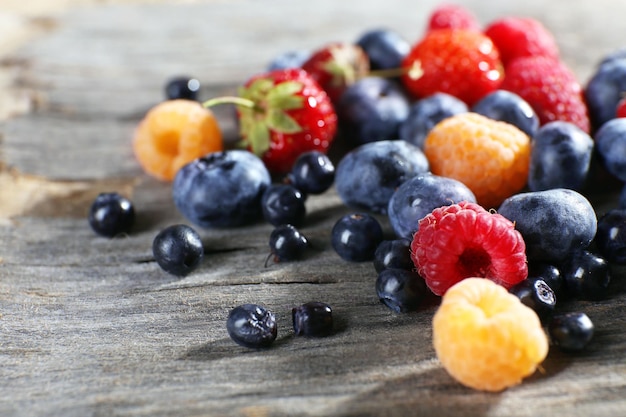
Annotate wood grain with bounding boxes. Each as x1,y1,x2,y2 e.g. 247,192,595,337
1,1,626,416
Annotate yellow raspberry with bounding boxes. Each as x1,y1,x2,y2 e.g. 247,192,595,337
424,112,530,209
432,278,549,392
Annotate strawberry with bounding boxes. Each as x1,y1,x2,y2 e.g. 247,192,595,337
426,4,481,32
205,68,337,174
500,56,590,133
485,17,559,67
301,42,370,103
400,29,503,106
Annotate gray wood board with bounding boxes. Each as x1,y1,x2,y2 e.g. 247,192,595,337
1,1,626,416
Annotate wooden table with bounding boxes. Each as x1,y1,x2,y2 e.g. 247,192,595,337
1,1,625,416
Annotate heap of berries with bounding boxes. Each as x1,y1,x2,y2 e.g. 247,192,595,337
87,2,626,391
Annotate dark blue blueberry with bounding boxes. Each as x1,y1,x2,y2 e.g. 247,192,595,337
387,173,476,239
528,121,594,191
509,279,556,323
261,184,306,227
598,48,626,68
336,77,410,145
596,209,626,264
335,140,429,214
355,28,410,70
289,151,335,195
528,262,564,297
331,213,384,262
561,250,611,301
619,183,626,209
152,224,204,277
399,93,468,149
164,76,201,101
498,189,597,263
266,49,311,71
292,302,333,337
172,150,271,228
373,239,413,273
594,118,626,182
548,312,594,352
376,268,428,313
268,224,309,263
471,90,539,137
88,192,135,238
226,304,277,349
584,58,626,130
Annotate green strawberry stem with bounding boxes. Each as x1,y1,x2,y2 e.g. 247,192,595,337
365,61,423,80
202,96,256,110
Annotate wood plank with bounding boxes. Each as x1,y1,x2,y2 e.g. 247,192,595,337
1,1,626,416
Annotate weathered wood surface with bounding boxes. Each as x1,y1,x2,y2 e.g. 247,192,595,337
1,1,626,416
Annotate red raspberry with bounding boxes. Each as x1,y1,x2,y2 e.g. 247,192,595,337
426,4,481,32
410,201,528,296
484,17,559,67
401,29,503,106
500,56,590,133
617,97,626,119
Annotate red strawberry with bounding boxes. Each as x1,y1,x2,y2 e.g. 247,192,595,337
401,29,503,106
426,4,481,32
301,42,370,103
485,17,559,67
500,56,590,133
230,68,338,174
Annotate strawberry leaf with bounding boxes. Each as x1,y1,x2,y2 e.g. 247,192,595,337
266,81,304,107
266,109,302,133
245,119,271,155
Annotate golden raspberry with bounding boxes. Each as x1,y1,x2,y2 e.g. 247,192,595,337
433,278,549,392
133,99,223,181
424,113,530,209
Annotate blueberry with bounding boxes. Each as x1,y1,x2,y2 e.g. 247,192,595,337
226,304,277,349
376,268,428,313
548,312,594,352
598,48,626,68
509,278,556,323
88,192,135,237
335,140,429,214
292,302,333,337
387,172,476,239
584,58,626,129
268,224,309,263
331,213,384,262
528,262,564,297
594,118,626,182
288,151,335,195
164,76,201,101
561,250,611,301
266,49,311,71
336,77,410,145
471,90,539,137
152,224,204,277
355,28,410,70
497,189,597,263
373,239,413,273
528,121,594,191
261,184,306,227
596,209,626,264
173,150,271,228
399,93,468,149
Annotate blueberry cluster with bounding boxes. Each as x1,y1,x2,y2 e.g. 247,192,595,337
94,40,626,356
